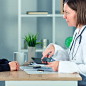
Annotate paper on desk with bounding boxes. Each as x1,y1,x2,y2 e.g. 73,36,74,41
24,68,54,72
20,64,58,74
28,63,46,67
20,66,31,70
24,69,58,74
20,66,58,74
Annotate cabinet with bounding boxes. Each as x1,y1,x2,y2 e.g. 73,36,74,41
18,0,74,53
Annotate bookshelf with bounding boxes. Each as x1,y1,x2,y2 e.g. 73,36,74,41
18,0,74,53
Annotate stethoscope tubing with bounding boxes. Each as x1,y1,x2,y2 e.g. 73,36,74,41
69,26,86,60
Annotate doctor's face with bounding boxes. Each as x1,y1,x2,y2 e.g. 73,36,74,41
63,3,77,27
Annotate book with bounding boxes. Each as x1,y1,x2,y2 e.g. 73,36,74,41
27,11,48,14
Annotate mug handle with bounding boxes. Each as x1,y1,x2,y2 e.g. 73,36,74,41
24,54,27,63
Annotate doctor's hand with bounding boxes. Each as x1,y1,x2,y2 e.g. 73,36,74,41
41,45,55,60
46,61,59,72
9,61,20,71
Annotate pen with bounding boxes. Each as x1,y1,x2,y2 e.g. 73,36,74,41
37,69,44,72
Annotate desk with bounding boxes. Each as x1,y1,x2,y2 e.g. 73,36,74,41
0,67,82,86
0,62,82,86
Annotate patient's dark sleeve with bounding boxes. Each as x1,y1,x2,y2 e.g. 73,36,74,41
0,59,10,72
0,64,10,72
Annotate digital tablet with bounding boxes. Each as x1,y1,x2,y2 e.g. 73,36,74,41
31,57,47,64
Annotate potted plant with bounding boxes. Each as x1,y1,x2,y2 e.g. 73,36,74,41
24,33,41,47
23,33,41,62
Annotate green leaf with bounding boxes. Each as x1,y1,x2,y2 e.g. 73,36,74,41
23,32,42,47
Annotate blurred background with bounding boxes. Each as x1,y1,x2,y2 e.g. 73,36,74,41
0,0,75,85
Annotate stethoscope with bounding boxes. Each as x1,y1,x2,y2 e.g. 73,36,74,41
69,26,86,60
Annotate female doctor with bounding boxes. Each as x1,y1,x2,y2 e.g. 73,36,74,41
42,0,86,85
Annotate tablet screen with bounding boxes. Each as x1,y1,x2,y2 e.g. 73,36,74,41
31,57,47,64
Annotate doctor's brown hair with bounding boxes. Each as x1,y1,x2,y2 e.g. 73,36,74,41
64,0,86,28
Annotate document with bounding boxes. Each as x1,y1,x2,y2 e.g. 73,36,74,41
20,66,58,74
28,63,47,67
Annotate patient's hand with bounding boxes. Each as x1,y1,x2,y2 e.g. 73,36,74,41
9,61,19,71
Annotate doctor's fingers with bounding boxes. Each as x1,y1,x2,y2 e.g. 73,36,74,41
41,54,51,60
46,64,51,67
48,52,54,58
41,54,48,60
42,49,50,56
41,54,48,59
42,52,54,60
43,46,55,55
46,64,58,71
42,46,54,54
47,62,53,64
43,49,54,57
42,52,50,60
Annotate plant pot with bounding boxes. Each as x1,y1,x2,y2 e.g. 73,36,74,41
28,47,35,62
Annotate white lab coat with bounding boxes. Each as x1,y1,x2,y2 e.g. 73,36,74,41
47,25,86,76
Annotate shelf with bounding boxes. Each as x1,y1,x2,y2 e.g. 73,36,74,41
21,14,53,17
55,14,64,17
18,0,73,53
21,49,43,52
21,14,64,17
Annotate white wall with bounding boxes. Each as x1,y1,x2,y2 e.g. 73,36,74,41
0,0,18,61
